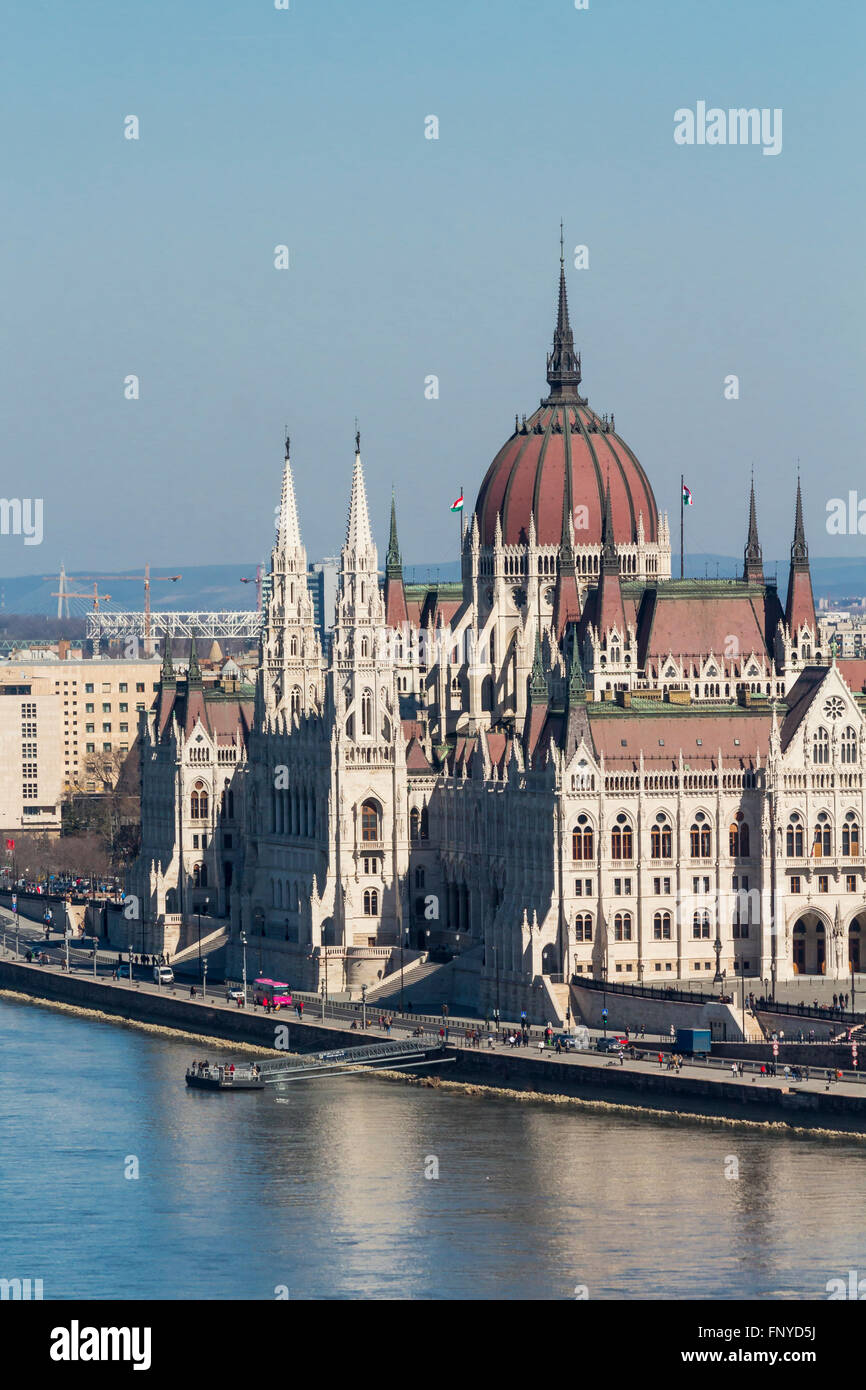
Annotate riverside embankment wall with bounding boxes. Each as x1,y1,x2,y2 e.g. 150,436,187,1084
5,959,866,1131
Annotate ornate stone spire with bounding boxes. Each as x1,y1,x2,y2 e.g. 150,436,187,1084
386,488,402,579
187,633,201,686
344,430,374,555
544,227,582,403
276,433,303,556
785,475,816,635
743,475,764,583
601,479,618,572
529,627,547,705
568,633,586,703
791,475,808,565
161,632,175,684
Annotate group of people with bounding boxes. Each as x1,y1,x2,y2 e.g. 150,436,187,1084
121,952,170,968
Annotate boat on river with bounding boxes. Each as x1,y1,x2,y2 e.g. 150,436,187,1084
185,1064,265,1091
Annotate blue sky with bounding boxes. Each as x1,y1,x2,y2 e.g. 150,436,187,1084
2,0,864,578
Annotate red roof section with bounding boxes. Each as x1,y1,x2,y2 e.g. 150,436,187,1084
589,710,771,769
838,659,866,695
473,401,658,548
639,591,775,665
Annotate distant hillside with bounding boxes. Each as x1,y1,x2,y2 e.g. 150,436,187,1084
1,555,862,616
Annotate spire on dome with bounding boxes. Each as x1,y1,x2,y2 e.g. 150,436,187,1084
276,434,303,554
743,475,764,582
601,479,618,572
344,431,374,554
544,229,582,403
386,489,402,578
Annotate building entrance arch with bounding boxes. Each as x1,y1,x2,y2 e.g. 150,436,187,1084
791,912,828,975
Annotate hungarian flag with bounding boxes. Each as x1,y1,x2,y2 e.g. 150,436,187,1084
451,490,464,512
682,482,693,506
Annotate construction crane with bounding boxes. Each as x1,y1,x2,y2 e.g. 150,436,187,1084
43,569,113,617
239,563,264,614
49,582,112,611
76,564,181,652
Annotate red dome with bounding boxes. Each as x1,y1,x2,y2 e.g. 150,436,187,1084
474,400,659,548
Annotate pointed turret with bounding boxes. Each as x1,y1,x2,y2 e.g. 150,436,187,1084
553,471,581,637
161,633,175,685
596,480,626,636
544,227,582,403
567,634,586,703
187,633,202,686
344,430,374,555
743,476,764,583
383,490,408,629
275,434,304,557
529,626,547,705
784,477,816,636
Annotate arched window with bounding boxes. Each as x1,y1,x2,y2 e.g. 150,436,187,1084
813,813,831,858
363,888,378,916
650,814,671,859
692,909,711,939
290,686,301,719
653,911,672,940
190,781,208,820
361,688,373,736
729,813,749,858
842,812,860,857
690,814,710,858
360,636,369,658
415,867,425,889
813,727,829,764
481,676,493,712
611,814,632,860
290,635,298,657
410,807,421,842
361,800,380,842
193,862,207,888
614,911,632,941
572,814,594,861
842,727,858,764
574,913,593,942
786,814,804,857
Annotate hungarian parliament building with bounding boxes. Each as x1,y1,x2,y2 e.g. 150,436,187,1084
128,260,866,1019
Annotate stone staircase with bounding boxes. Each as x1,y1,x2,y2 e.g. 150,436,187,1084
363,957,456,1011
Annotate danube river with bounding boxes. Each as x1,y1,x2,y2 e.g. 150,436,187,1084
1,995,864,1301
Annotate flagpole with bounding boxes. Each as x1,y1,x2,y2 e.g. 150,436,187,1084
459,483,464,550
680,473,684,579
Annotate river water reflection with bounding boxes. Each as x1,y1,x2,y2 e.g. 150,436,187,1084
1,997,863,1300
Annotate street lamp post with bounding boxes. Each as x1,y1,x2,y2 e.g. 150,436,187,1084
240,929,248,1005
713,935,722,989
202,956,208,1001
400,929,405,1014
362,982,367,1031
197,898,209,986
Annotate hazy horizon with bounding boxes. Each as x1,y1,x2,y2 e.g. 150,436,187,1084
2,0,864,579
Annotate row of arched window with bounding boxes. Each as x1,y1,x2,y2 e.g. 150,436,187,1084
571,810,751,862
786,811,860,857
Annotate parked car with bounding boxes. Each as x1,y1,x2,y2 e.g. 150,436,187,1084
553,1033,577,1051
225,985,245,1003
595,1035,628,1053
153,965,174,985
